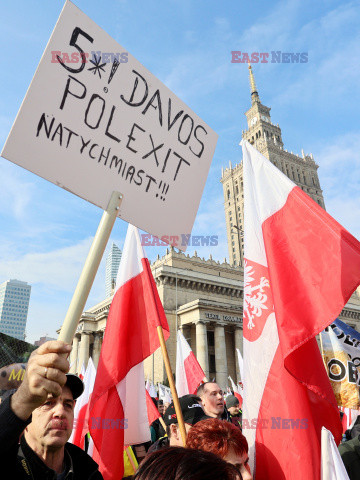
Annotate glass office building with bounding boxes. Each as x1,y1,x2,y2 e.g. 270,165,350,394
0,279,31,340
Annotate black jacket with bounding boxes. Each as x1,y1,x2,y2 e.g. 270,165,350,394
339,434,360,480
147,436,170,453
0,394,103,479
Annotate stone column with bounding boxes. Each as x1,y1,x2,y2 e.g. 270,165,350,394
69,335,79,374
234,326,243,384
78,332,90,373
92,332,102,368
214,324,228,390
196,321,209,379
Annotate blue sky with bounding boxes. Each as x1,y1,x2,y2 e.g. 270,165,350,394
1,0,359,343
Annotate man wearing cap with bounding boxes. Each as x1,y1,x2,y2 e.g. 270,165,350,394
0,340,103,479
148,394,208,452
225,395,242,430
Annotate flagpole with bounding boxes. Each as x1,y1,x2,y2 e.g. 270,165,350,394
157,325,187,446
59,191,123,344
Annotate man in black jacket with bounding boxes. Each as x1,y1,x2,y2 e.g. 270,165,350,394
0,340,103,479
148,394,209,452
339,434,360,480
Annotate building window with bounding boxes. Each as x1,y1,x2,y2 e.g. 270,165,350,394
209,354,216,373
207,331,214,347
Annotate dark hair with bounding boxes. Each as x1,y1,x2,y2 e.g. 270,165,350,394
132,447,241,480
196,382,218,398
186,418,248,458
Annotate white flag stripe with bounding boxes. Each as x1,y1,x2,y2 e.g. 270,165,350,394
236,348,244,382
321,427,350,480
176,330,191,397
116,225,145,288
69,357,96,445
242,139,287,472
117,362,150,445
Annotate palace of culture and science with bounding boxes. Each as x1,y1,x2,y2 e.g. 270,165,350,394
68,66,360,388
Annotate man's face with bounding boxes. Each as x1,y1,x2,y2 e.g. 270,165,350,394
25,386,75,450
158,404,164,415
228,404,240,416
201,383,224,418
224,448,252,480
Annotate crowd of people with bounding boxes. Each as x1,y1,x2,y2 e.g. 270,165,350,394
0,340,250,479
0,339,357,479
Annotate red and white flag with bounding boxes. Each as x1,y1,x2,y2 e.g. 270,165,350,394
89,225,169,480
69,357,96,448
145,389,161,425
340,407,359,433
241,140,360,479
176,330,206,396
229,375,243,407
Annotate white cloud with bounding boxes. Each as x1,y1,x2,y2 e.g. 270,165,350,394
0,238,93,291
0,164,35,219
314,131,360,239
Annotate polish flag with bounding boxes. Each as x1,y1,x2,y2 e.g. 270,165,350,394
229,375,243,407
340,407,359,433
89,225,169,480
241,140,360,479
145,389,161,425
69,357,96,448
176,330,206,396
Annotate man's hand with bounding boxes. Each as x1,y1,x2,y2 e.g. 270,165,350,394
10,341,71,421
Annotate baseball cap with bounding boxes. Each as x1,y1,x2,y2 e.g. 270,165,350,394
164,394,209,426
225,395,239,409
65,374,84,400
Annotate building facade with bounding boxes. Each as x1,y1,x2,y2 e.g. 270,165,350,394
221,64,325,266
0,279,31,340
34,335,56,347
105,242,122,298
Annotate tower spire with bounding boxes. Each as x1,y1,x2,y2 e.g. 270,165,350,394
248,62,260,104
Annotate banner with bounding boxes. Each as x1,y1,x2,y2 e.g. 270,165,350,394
0,333,36,393
158,383,172,404
320,319,360,409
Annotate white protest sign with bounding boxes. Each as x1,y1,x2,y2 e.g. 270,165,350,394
1,1,217,251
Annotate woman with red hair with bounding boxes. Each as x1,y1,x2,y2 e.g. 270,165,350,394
132,447,241,480
186,418,252,480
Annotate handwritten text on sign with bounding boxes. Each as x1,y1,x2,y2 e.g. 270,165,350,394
1,2,218,250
